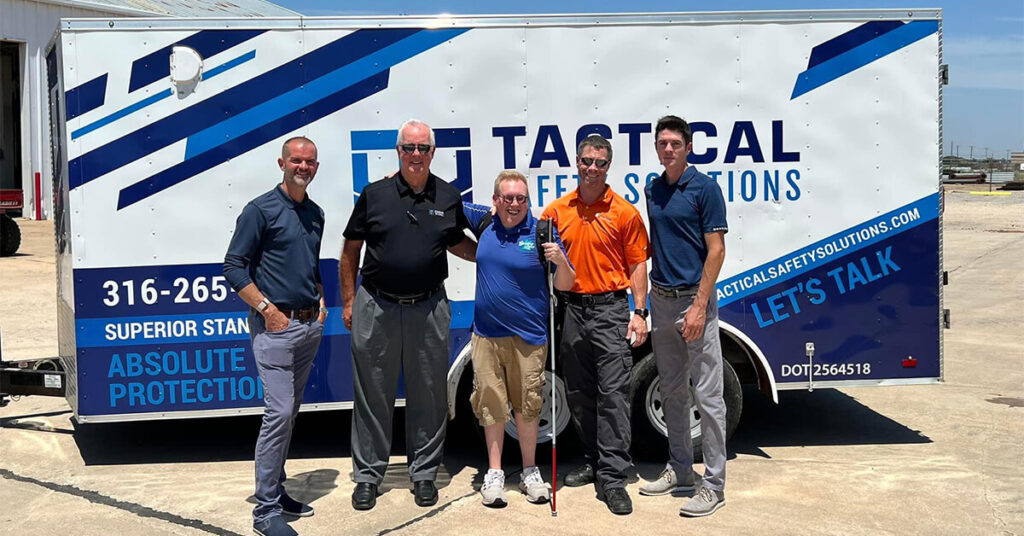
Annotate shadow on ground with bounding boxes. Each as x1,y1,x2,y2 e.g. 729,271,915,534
55,385,929,474
727,387,932,458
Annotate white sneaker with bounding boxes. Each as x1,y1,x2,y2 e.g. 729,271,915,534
639,464,696,496
518,466,550,504
680,486,726,517
481,469,506,507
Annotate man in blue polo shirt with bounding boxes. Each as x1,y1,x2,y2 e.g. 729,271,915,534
640,116,730,517
463,170,574,507
224,136,326,536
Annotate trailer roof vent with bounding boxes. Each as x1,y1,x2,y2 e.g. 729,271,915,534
169,46,203,97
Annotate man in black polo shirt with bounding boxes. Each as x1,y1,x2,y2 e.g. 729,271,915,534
224,136,326,536
341,119,475,510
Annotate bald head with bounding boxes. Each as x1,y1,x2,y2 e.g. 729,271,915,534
282,136,317,159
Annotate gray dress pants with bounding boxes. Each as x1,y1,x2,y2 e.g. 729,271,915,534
649,292,727,492
251,314,323,523
350,285,451,485
560,297,634,490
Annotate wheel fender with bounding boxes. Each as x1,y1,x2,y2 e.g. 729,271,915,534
446,341,473,420
719,320,778,403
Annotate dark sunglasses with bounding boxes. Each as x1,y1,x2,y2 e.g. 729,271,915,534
498,194,528,204
579,157,610,169
399,143,433,154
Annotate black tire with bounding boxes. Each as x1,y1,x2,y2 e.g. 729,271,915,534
630,351,743,462
0,214,20,257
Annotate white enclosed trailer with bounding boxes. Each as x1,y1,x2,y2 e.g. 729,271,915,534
11,10,946,452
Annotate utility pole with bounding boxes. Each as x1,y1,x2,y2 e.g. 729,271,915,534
969,145,974,159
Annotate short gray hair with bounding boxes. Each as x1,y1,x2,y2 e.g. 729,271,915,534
396,119,436,147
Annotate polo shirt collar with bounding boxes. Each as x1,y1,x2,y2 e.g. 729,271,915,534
494,209,536,238
569,184,612,207
396,171,437,202
660,166,698,188
274,183,308,208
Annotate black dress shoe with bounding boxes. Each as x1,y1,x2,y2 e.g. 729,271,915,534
279,492,314,517
563,463,596,487
602,487,633,515
413,480,438,507
352,482,378,511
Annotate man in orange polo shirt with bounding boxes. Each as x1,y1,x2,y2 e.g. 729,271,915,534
541,134,649,515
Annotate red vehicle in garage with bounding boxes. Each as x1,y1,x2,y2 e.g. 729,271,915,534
0,188,22,256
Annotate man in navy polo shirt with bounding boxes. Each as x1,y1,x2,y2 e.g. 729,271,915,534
640,115,730,517
224,136,326,536
463,170,574,507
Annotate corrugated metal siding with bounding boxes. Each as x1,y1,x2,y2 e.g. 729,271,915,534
102,0,298,17
2,0,120,219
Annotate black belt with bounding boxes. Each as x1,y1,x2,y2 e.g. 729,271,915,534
651,283,698,298
561,289,627,307
277,305,320,321
362,281,442,305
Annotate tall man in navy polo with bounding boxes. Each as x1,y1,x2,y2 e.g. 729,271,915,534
640,115,730,517
224,136,326,536
340,119,476,511
463,170,574,507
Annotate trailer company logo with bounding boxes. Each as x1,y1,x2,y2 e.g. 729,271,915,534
715,194,937,309
490,121,806,207
350,128,473,201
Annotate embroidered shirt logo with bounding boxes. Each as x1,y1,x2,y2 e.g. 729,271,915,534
428,209,445,217
518,238,537,252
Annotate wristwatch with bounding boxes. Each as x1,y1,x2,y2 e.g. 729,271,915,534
256,298,270,313
633,308,649,319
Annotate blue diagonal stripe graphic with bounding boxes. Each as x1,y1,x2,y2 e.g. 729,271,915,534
69,29,419,190
65,74,107,121
791,20,937,99
117,72,390,209
70,50,257,141
184,29,467,160
128,29,264,93
115,28,468,208
806,21,903,70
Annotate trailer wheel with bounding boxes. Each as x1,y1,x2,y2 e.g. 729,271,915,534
504,371,571,443
0,214,20,256
630,352,743,461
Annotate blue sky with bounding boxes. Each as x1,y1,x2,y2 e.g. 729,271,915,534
276,0,1024,159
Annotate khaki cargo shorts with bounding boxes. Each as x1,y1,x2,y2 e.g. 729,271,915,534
469,333,547,426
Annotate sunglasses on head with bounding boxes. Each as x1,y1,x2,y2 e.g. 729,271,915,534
399,143,433,154
579,157,610,169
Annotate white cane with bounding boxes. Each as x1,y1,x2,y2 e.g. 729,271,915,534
541,221,559,517
548,265,558,516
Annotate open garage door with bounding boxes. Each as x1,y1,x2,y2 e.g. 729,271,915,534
1,40,24,217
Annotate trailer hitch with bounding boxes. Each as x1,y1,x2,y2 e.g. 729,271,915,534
0,362,67,405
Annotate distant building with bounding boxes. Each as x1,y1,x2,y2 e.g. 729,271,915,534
0,0,299,219
1011,152,1024,172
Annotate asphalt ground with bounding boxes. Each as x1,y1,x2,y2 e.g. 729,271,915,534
1,186,1021,535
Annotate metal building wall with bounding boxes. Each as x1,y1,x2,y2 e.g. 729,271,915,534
0,0,135,219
